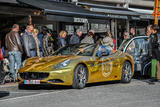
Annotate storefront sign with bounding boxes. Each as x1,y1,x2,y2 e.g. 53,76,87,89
140,15,154,19
107,14,128,19
74,18,88,23
131,16,140,20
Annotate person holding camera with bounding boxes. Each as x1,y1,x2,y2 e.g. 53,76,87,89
81,30,95,44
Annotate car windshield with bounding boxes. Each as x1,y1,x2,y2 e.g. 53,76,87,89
119,39,131,51
53,44,96,56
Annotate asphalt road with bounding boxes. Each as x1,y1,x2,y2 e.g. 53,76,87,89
0,79,160,107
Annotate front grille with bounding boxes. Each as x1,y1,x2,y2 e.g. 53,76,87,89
19,72,49,80
48,79,64,83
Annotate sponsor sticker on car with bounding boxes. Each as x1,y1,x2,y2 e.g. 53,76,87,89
24,80,40,84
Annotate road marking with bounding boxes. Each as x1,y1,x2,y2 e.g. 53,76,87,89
0,89,72,102
4,91,39,94
120,98,160,104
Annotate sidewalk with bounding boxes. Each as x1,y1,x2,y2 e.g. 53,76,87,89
0,82,18,88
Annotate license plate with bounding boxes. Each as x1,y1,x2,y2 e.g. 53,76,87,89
24,80,40,84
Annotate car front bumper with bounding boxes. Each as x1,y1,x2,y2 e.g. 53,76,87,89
18,68,74,86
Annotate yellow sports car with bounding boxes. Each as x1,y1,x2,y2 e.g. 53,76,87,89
18,43,134,89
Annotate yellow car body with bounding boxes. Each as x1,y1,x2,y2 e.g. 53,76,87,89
18,44,134,88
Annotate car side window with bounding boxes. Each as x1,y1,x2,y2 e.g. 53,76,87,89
126,38,149,55
141,38,149,55
79,45,95,56
126,40,135,54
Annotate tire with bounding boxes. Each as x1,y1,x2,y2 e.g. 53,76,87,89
121,61,132,83
0,75,8,85
0,73,6,85
146,66,151,79
72,64,88,89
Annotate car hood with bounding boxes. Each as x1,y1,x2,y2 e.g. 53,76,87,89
19,55,81,72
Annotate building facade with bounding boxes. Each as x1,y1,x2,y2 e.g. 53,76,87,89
73,0,154,46
0,0,155,48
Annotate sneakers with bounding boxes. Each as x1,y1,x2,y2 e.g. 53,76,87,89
148,78,160,85
148,79,155,85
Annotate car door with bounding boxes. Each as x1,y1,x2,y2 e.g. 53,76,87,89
124,37,150,74
98,51,121,81
87,46,120,82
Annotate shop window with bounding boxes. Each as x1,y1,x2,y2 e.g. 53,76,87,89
65,24,88,35
91,23,107,33
66,25,74,35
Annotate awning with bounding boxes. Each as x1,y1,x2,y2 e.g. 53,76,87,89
128,8,154,20
0,0,18,4
77,2,139,17
46,15,109,24
90,7,138,16
17,0,110,20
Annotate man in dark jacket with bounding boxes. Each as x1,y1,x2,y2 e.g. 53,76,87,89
38,26,48,57
5,24,23,81
150,25,160,82
130,27,136,38
42,30,53,56
23,25,36,58
70,29,83,44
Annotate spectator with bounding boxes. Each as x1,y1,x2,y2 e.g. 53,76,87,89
5,24,23,81
146,25,152,37
23,25,36,58
81,30,95,44
38,26,48,57
102,31,114,49
110,33,116,50
42,29,54,56
148,25,153,56
19,25,26,47
123,31,130,40
57,30,67,48
19,25,26,61
130,27,136,38
96,45,113,57
0,40,4,61
70,29,82,44
52,31,58,51
150,25,160,82
33,29,40,57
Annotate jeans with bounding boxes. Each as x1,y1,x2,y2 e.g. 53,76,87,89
30,50,36,57
8,51,22,80
40,51,43,57
96,45,112,57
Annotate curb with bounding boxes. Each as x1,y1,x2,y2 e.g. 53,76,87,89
0,83,18,88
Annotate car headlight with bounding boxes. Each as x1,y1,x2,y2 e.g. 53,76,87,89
54,59,70,69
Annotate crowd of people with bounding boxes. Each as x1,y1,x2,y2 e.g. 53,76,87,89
0,23,159,83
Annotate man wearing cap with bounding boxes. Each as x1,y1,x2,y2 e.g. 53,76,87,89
70,29,83,44
81,30,95,44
